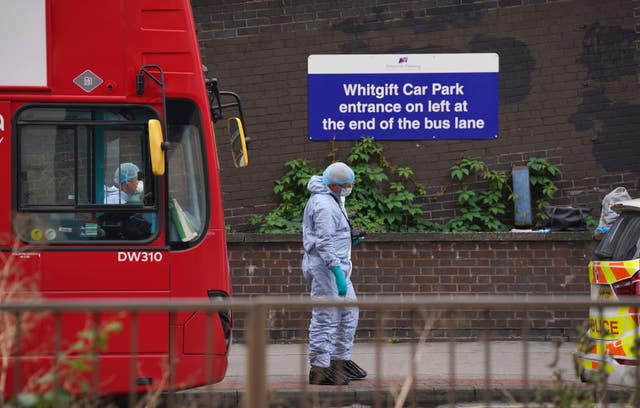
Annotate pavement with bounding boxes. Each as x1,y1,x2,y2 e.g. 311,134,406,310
179,341,592,407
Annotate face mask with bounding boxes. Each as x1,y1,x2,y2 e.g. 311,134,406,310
340,187,352,197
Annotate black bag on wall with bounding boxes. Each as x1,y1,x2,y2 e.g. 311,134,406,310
544,206,591,232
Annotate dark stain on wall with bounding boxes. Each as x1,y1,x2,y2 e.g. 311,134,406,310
332,6,389,34
385,45,462,54
343,43,461,56
332,16,385,34
571,23,639,172
580,23,637,81
469,35,535,104
404,4,489,34
331,3,490,36
570,87,640,172
340,40,370,54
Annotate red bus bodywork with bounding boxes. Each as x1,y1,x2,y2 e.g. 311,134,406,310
0,0,232,395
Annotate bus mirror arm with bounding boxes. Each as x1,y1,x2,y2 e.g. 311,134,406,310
136,66,164,95
137,65,170,161
205,78,224,123
135,73,145,96
206,81,248,130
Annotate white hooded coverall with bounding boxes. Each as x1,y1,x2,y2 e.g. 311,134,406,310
301,175,359,368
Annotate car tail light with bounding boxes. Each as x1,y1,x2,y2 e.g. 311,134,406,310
612,272,640,296
615,358,639,366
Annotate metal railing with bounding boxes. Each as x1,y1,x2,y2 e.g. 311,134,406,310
1,295,638,407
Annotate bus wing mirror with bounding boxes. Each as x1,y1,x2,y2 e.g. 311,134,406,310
148,119,165,176
228,117,249,168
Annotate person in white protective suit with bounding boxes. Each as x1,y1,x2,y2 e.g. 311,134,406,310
302,162,367,385
104,162,144,204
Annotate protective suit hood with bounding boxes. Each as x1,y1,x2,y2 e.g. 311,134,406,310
308,175,339,198
308,175,330,194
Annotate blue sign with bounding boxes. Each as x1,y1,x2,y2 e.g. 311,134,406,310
307,54,499,141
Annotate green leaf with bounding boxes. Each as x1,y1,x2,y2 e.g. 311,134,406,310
390,182,405,192
451,166,469,181
397,167,413,178
281,191,294,201
70,340,86,352
542,184,558,197
79,327,95,338
68,359,92,372
529,175,542,186
457,188,476,204
460,157,484,172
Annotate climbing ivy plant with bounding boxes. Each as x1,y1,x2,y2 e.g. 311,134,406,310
446,156,560,232
249,139,561,234
527,157,561,226
446,158,511,232
345,137,435,232
248,159,316,233
249,137,436,233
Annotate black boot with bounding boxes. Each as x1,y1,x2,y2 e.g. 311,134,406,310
331,359,367,380
309,365,349,385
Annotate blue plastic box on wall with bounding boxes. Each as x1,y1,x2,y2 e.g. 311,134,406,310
512,165,533,226
307,54,499,141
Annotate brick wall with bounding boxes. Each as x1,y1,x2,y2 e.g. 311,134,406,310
192,0,640,232
228,232,596,342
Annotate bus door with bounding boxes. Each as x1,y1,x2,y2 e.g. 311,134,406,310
13,104,170,382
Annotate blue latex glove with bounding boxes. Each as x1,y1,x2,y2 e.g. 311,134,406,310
352,236,364,245
330,266,347,297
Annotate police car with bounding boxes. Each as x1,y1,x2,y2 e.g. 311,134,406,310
577,198,640,386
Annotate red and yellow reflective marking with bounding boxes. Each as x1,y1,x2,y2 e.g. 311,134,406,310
589,260,640,284
584,331,639,372
589,309,637,339
581,358,614,374
605,339,626,356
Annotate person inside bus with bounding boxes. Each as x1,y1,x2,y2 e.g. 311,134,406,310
302,162,367,385
101,162,152,239
104,162,144,204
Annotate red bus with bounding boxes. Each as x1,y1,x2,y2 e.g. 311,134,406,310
0,0,248,396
